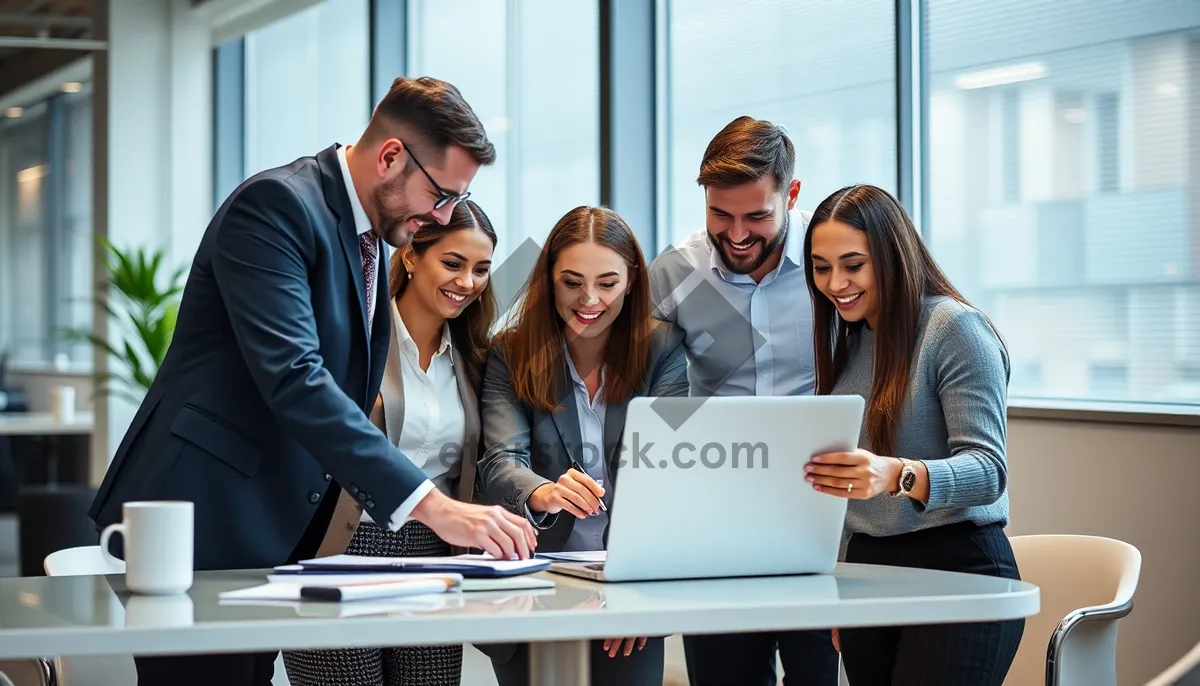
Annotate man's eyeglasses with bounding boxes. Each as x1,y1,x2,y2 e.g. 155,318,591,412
405,146,470,211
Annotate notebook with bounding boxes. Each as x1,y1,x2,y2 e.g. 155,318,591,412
219,575,457,603
268,570,555,592
292,553,550,578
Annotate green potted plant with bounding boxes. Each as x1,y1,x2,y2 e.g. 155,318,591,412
64,239,185,405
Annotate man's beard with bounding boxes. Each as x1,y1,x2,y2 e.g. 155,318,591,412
709,212,789,275
370,177,433,248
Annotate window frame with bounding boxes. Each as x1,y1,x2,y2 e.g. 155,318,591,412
904,0,1199,424
206,0,1200,424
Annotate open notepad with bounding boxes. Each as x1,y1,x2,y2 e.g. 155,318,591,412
292,553,551,578
267,571,555,593
219,574,460,603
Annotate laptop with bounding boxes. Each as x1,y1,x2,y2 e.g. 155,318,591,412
548,394,864,583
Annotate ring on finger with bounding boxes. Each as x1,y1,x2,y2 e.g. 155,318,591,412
847,482,853,494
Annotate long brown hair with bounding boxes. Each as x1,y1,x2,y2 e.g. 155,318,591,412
804,184,984,456
389,199,497,390
496,206,655,413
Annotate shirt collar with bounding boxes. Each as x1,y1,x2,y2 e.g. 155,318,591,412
707,210,805,283
561,338,604,390
336,144,374,239
391,300,454,360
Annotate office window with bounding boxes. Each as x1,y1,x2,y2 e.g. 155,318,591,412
925,0,1200,405
242,0,370,176
406,0,601,263
0,84,93,366
662,0,897,248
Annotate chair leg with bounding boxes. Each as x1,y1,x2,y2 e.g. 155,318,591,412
38,657,58,686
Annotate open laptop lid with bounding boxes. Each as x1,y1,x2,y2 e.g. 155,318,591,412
600,394,864,581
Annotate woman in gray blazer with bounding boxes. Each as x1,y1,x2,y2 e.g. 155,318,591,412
283,200,499,686
478,205,689,686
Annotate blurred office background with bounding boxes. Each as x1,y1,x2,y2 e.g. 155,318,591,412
0,1,1197,684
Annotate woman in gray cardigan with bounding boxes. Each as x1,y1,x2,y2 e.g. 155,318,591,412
802,184,1023,686
477,205,689,686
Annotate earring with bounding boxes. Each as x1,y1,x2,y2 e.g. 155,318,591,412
407,272,413,279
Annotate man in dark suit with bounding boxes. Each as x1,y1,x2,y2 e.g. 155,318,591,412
88,76,536,686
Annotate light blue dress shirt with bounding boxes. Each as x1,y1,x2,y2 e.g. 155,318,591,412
648,210,816,397
561,347,609,552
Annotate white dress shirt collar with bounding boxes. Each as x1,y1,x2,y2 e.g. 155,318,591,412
562,338,605,403
393,300,454,362
707,209,805,283
336,144,374,239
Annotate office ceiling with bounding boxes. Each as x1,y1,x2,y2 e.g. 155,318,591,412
0,0,94,99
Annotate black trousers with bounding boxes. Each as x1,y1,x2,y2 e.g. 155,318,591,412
134,652,277,686
683,628,838,686
491,638,665,686
840,521,1024,686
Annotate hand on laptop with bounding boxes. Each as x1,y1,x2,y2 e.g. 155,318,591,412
411,489,537,560
603,637,648,658
528,469,605,518
805,448,901,499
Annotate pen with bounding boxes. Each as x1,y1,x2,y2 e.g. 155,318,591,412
569,458,608,513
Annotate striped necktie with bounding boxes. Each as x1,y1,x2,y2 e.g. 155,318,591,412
359,232,378,333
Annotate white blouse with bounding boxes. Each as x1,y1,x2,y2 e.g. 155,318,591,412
362,304,466,523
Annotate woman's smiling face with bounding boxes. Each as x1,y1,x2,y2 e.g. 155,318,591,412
810,218,879,329
552,241,631,341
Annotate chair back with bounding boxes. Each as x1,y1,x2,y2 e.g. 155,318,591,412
1005,534,1141,686
43,545,125,577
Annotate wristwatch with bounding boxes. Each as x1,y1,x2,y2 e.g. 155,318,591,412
895,458,918,497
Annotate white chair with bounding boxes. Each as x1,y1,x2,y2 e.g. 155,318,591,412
1004,534,1141,686
1142,639,1200,686
40,546,293,686
41,545,135,686
43,545,124,577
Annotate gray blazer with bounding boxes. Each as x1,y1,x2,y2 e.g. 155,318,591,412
375,314,482,508
317,309,483,559
477,319,689,553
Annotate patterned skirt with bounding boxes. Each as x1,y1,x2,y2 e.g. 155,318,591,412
282,520,463,686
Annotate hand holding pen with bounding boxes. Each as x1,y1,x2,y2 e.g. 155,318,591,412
526,458,607,519
569,458,608,513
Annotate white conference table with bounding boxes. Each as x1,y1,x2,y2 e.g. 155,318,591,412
0,563,1039,685
0,412,94,436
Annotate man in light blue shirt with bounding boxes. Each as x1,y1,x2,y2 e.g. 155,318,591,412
648,116,835,686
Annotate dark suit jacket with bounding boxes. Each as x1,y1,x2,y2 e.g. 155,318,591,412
478,319,689,551
88,145,429,571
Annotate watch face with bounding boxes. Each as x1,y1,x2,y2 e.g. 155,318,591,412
900,469,917,492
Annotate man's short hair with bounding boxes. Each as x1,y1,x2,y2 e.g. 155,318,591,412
368,76,496,166
697,116,795,192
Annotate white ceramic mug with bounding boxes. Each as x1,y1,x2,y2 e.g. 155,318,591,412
100,501,194,595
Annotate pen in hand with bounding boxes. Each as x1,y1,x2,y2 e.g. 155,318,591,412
569,458,608,513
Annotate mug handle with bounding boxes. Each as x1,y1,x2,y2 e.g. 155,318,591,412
99,523,125,568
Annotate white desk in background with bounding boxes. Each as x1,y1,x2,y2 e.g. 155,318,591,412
0,564,1039,685
0,412,94,436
